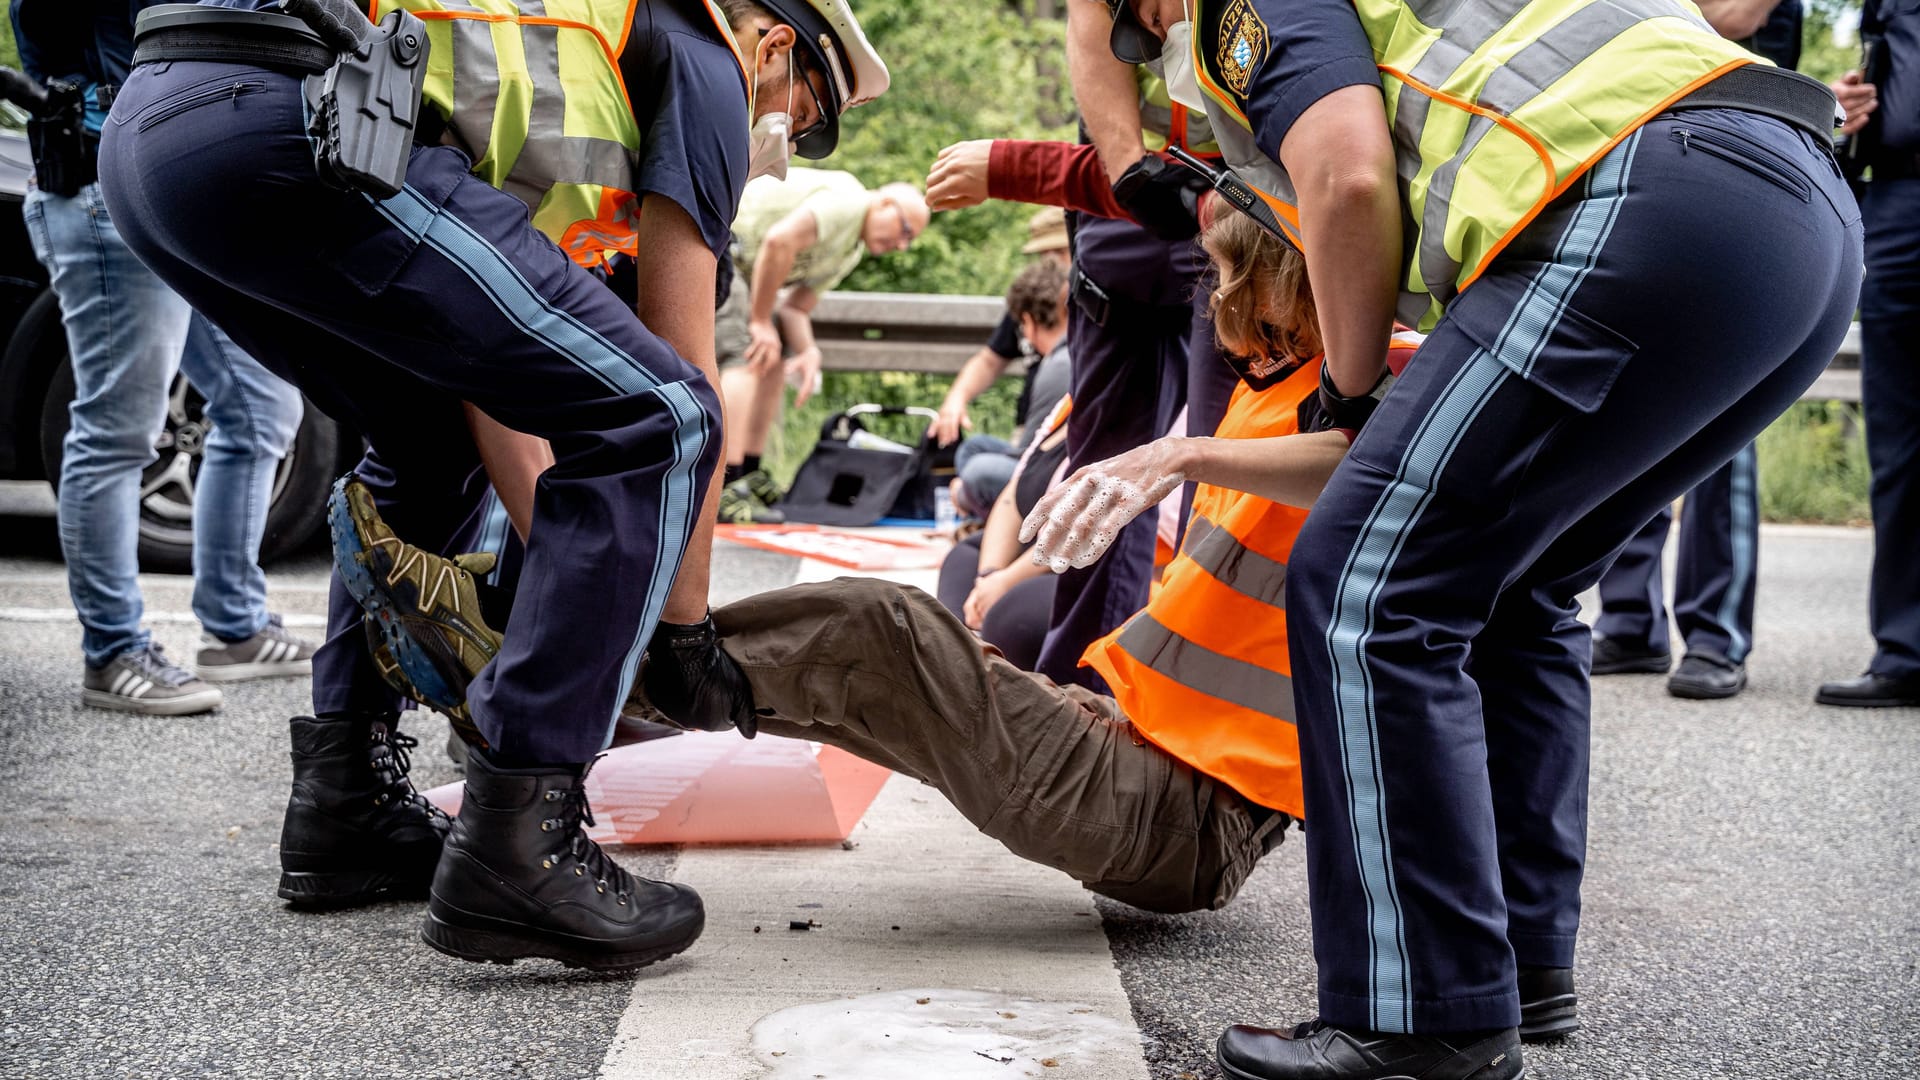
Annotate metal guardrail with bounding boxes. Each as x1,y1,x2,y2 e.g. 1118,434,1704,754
814,292,1864,402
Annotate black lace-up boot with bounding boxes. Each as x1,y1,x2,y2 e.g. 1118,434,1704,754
278,714,451,908
421,748,704,971
1216,1020,1523,1080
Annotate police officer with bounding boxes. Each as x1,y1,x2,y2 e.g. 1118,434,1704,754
1101,0,1858,1075
1589,0,1806,702
98,0,886,971
1039,0,1241,692
1818,0,1920,708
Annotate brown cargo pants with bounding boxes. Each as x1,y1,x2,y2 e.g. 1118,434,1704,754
699,576,1289,913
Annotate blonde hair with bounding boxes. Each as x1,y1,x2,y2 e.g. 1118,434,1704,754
1201,212,1320,364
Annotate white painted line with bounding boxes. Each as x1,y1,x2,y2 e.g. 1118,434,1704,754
597,777,1149,1080
0,572,334,592
0,607,326,629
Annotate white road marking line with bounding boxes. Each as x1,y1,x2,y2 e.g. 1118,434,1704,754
0,607,327,629
597,777,1148,1080
0,572,334,592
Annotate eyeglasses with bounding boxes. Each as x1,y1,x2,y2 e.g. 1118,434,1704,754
889,200,917,245
759,29,831,143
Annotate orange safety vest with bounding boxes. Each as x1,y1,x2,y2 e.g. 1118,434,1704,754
1082,334,1423,817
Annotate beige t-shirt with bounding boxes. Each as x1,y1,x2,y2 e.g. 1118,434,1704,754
730,167,870,292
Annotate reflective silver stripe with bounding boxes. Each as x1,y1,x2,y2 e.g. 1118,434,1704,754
1116,613,1295,719
1141,99,1174,138
1400,0,1705,307
427,2,637,213
1182,515,1289,608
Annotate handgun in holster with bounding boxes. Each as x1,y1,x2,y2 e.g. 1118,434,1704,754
280,0,430,200
0,68,94,198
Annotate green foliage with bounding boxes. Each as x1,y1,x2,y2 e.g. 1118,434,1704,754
1799,0,1861,86
0,18,17,71
816,0,1074,297
1756,401,1871,524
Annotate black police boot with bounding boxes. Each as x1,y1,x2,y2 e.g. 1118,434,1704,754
1216,1020,1522,1080
420,749,704,971
1666,652,1746,700
1518,966,1579,1042
1815,670,1920,708
277,714,451,908
1589,635,1671,675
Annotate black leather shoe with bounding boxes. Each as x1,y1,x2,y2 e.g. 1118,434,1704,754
278,714,450,908
1216,1020,1522,1080
1518,966,1578,1042
421,749,704,971
1590,636,1671,675
1815,671,1920,708
1667,652,1746,700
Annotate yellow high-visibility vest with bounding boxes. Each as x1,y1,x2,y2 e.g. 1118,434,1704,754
1191,0,1757,329
1137,66,1221,158
371,0,749,267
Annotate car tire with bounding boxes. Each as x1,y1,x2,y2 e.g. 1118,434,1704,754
39,355,347,574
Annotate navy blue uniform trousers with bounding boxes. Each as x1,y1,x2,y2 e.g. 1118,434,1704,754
99,62,720,765
1860,177,1920,679
1594,442,1759,662
1035,214,1237,690
1285,109,1861,1033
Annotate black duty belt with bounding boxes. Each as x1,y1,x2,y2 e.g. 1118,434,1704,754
131,5,335,76
1667,62,1840,144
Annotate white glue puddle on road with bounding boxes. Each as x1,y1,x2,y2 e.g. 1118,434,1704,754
747,989,1138,1079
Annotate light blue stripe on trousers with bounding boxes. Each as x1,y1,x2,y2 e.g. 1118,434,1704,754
1321,131,1643,1033
475,489,512,587
369,184,712,737
1717,443,1758,661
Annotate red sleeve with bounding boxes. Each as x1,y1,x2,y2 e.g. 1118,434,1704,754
986,140,1139,224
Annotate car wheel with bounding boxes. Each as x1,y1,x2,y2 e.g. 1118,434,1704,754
39,356,344,574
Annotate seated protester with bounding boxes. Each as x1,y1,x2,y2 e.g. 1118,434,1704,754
950,259,1073,520
929,208,1072,454
329,211,1419,914
937,395,1073,670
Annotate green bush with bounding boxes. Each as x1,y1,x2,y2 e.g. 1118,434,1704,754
1756,401,1872,525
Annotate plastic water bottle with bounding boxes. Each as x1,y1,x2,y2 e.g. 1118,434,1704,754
934,486,957,535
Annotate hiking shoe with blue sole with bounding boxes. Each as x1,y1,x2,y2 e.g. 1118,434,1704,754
329,476,501,748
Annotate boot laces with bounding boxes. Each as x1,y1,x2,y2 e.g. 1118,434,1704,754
550,768,634,903
368,726,447,821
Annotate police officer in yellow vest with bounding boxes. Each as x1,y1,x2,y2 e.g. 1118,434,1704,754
98,0,886,972
1091,0,1861,1075
1040,9,1241,694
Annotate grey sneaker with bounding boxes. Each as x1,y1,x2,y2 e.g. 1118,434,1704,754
83,643,224,716
195,614,317,682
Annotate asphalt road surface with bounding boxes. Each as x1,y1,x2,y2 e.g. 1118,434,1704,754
0,480,1913,1079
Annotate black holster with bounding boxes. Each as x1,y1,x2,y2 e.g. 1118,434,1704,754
26,80,95,198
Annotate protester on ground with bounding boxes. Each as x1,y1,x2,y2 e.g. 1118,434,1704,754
1589,0,1804,702
1818,0,1920,708
327,213,1423,919
100,0,887,972
1095,0,1861,1075
10,0,315,718
716,167,929,524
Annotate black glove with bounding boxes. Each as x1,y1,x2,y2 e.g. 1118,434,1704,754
640,615,758,739
1112,154,1208,242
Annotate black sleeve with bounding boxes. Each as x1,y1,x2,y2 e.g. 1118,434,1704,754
987,311,1022,360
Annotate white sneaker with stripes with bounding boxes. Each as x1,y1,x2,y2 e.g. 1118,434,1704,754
195,614,317,682
82,643,224,716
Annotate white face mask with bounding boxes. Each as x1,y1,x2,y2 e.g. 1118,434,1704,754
747,46,797,182
1162,19,1208,113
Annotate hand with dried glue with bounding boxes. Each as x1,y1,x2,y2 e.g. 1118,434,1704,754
1020,439,1187,572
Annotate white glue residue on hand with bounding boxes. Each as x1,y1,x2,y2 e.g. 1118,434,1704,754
747,988,1138,1079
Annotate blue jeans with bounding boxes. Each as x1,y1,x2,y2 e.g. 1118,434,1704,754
953,434,1016,519
24,183,303,666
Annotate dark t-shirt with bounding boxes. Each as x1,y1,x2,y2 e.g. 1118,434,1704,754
619,0,751,261
1197,0,1381,157
12,0,164,133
